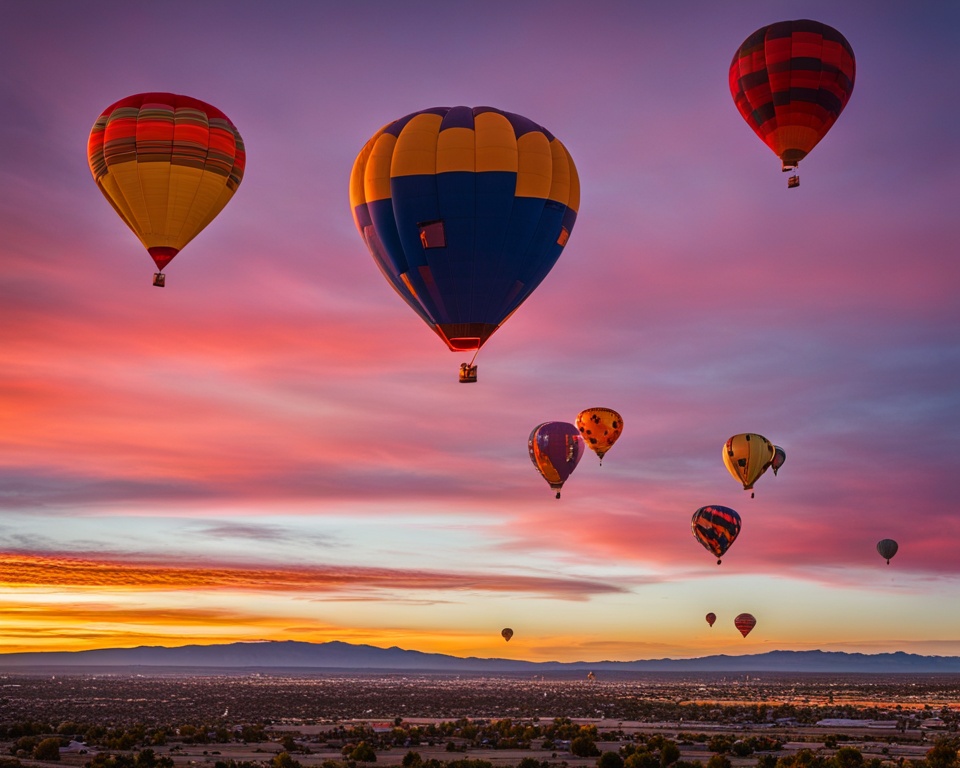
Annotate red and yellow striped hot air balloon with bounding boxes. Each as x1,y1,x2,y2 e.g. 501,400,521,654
88,93,245,286
729,19,855,188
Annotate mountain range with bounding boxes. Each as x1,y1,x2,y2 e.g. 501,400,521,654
2,641,960,673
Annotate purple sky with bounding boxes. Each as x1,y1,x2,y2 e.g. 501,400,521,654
1,1,958,660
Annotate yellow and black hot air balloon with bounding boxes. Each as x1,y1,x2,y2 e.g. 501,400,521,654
723,433,775,497
88,92,245,286
350,106,579,382
576,408,623,465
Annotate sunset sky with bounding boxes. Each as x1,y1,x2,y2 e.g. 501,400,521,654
1,1,958,663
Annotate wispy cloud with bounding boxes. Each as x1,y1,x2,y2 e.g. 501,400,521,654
0,552,625,600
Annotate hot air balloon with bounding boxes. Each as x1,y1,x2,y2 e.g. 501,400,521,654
501,627,514,642
529,421,584,499
877,539,899,564
733,613,757,637
723,433,775,497
735,613,756,637
575,408,623,465
692,505,742,564
88,93,245,286
706,612,717,627
729,19,855,188
350,106,579,382
771,445,787,476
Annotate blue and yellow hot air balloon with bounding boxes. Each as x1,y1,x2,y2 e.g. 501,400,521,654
350,106,579,382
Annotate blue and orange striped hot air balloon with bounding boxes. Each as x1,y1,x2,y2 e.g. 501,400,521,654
729,19,855,188
88,93,245,285
692,505,742,565
350,106,579,382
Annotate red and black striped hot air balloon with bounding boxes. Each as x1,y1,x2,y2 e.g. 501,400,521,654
691,505,741,565
735,613,757,638
729,19,855,187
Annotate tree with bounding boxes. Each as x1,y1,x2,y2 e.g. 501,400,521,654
272,752,300,768
350,742,377,763
661,742,681,767
707,755,731,768
626,752,661,768
33,739,61,761
831,747,864,768
572,737,600,758
925,739,959,768
402,752,422,768
599,752,625,768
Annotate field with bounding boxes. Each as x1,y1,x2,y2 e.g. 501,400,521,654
2,671,958,768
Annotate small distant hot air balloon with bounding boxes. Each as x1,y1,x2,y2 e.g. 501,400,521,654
88,93,245,286
729,19,856,188
877,539,899,565
529,422,584,499
587,671,596,680
771,445,787,476
575,408,623,465
723,433,775,497
350,106,579,382
735,613,757,638
692,505,742,564
501,628,514,642
706,612,717,627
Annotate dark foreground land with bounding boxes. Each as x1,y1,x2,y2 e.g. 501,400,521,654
2,670,959,768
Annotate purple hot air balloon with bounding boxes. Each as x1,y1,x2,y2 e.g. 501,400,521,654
528,421,584,498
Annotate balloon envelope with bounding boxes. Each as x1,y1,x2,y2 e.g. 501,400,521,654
706,612,717,627
350,106,579,355
501,627,514,642
771,445,786,476
576,408,623,463
877,538,899,564
723,433,775,491
729,20,855,170
88,93,245,273
735,613,757,637
528,421,584,498
692,505,742,564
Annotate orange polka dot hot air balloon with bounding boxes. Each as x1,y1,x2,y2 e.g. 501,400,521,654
576,408,623,465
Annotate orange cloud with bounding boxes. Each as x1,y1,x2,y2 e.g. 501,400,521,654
0,552,624,599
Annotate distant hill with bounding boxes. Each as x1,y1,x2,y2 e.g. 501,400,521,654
2,641,960,673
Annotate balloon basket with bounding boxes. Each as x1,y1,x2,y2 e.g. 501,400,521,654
152,272,166,287
787,175,800,188
459,363,478,383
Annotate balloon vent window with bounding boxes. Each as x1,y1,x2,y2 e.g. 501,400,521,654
557,227,570,246
418,220,446,249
